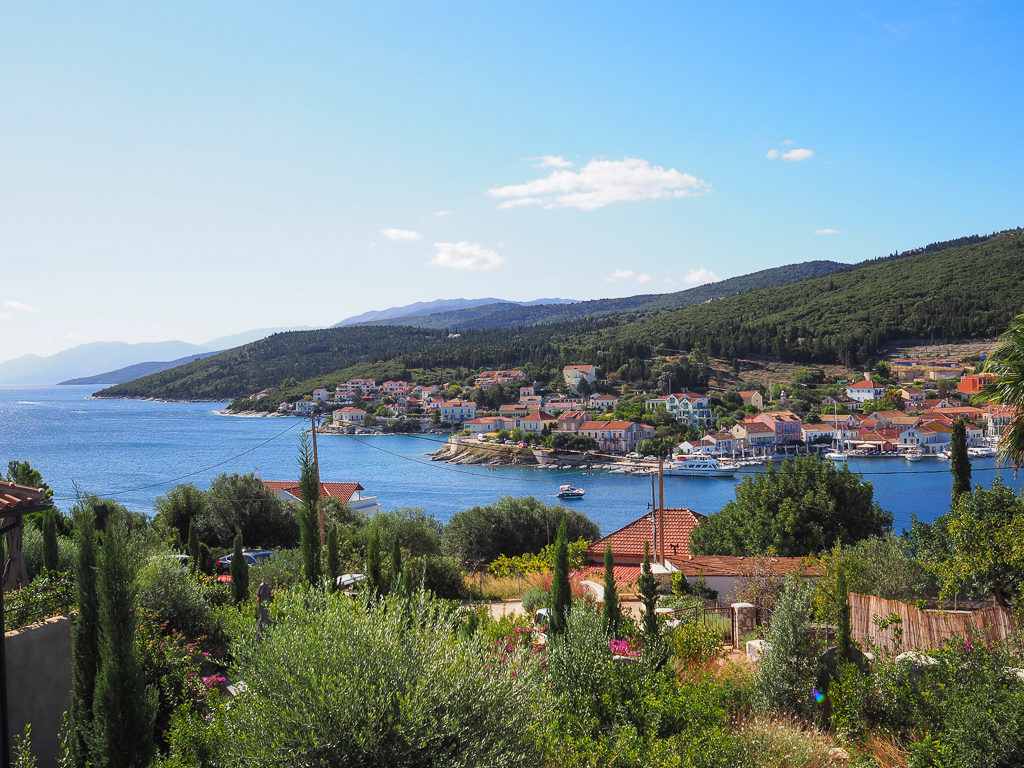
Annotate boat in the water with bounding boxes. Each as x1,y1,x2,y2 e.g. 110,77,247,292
904,448,923,462
824,450,849,462
556,484,585,499
663,456,737,477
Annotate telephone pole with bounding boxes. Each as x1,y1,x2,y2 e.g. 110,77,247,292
310,414,325,545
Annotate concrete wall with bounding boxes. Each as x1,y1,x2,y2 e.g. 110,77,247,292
4,616,72,768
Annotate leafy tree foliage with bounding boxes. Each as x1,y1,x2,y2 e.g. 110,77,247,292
153,483,206,547
42,510,60,572
549,432,598,452
358,507,441,558
689,456,892,557
202,473,299,549
442,496,599,564
934,479,1024,608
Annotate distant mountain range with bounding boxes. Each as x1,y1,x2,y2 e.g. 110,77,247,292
0,326,313,386
333,297,575,327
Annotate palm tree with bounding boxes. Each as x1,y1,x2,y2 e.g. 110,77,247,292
979,312,1024,470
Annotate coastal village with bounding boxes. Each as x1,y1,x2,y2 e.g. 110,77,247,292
262,357,1013,464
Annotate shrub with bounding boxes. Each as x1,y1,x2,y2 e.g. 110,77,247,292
188,591,550,766
669,622,722,667
136,556,224,644
250,548,303,589
754,576,820,719
21,526,74,580
522,586,548,615
3,570,74,631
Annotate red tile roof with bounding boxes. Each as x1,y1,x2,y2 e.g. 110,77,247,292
263,481,365,505
579,420,636,431
0,482,51,516
586,508,706,562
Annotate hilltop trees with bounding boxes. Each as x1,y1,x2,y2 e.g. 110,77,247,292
690,456,892,557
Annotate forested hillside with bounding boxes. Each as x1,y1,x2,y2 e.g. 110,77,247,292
368,260,848,330
96,229,1024,401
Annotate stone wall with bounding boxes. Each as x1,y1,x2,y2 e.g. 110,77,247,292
4,616,72,768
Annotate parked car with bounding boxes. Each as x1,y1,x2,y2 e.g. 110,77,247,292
625,452,641,459
216,549,276,574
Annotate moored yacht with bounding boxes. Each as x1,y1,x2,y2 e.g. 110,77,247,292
663,456,737,477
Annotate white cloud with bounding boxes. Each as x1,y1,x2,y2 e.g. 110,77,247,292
605,269,653,284
813,228,841,236
765,149,780,159
0,313,10,320
4,301,36,312
663,277,677,286
429,242,503,271
380,228,422,241
636,273,652,283
531,155,573,169
488,156,710,211
781,148,813,162
434,210,451,217
781,139,794,145
683,267,720,286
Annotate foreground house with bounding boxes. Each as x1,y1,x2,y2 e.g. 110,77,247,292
263,481,381,515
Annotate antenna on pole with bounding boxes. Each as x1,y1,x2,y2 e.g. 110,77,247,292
649,469,657,560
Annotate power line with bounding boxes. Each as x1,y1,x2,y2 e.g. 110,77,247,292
53,418,305,501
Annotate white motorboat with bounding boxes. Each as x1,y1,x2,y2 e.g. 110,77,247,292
663,456,737,477
824,450,849,462
904,448,923,462
556,484,585,499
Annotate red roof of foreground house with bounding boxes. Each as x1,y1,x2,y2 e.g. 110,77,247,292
263,481,365,505
0,482,52,516
849,380,885,390
586,507,706,562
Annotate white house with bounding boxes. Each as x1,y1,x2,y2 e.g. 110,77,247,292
846,379,888,404
589,393,619,411
294,399,317,415
645,393,713,428
563,365,597,393
264,481,380,515
729,421,777,452
333,407,366,425
312,388,332,402
899,423,953,454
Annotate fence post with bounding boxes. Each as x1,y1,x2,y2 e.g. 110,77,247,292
731,602,756,650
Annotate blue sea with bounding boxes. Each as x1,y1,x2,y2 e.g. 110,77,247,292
2,385,1021,535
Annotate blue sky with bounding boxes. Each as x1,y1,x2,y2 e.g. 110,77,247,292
2,1,1022,361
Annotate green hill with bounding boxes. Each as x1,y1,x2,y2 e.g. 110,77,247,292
366,260,848,330
95,229,1024,402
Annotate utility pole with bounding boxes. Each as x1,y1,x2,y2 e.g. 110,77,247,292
310,414,325,545
649,471,657,560
657,455,665,566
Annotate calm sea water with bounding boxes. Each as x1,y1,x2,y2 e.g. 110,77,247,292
2,385,1021,535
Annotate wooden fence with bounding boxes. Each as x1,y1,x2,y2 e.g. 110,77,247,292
850,592,1018,653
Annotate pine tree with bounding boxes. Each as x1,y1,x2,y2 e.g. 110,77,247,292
601,543,621,637
389,537,403,596
326,522,340,591
70,505,98,768
231,528,249,604
42,510,60,572
91,523,156,768
187,516,200,572
637,541,659,640
549,517,571,635
951,419,972,503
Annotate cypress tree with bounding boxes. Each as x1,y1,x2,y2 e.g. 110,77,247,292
365,530,382,594
186,516,200,572
326,522,340,591
198,542,213,576
951,419,972,503
601,543,621,637
389,537,402,596
231,528,249,604
91,523,156,768
637,541,659,640
42,510,60,572
298,434,322,585
549,517,571,635
835,563,853,666
70,505,98,768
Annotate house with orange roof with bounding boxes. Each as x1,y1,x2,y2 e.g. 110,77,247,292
846,378,887,405
747,410,802,445
519,411,557,435
957,372,997,398
440,398,477,425
332,406,367,425
578,420,654,454
729,420,777,452
262,480,380,514
474,369,525,389
556,410,589,433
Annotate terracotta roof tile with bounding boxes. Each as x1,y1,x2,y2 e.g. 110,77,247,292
0,482,51,516
586,508,706,561
263,481,365,505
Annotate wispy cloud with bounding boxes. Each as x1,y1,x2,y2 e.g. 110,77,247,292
683,267,719,286
4,301,36,312
605,269,652,284
429,242,503,271
765,149,780,159
531,155,573,169
380,228,422,241
781,139,794,145
813,228,841,236
0,313,10,320
434,210,451,217
489,156,710,211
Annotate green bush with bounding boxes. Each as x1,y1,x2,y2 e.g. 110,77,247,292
136,556,229,648
669,622,722,666
3,570,74,631
754,576,820,719
522,586,547,614
249,548,303,589
21,526,74,579
178,591,550,766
